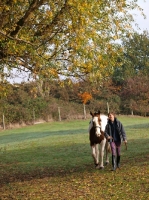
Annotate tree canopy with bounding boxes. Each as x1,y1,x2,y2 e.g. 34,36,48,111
122,31,149,75
112,31,149,84
0,0,143,82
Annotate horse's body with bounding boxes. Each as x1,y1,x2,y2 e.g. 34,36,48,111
89,111,110,169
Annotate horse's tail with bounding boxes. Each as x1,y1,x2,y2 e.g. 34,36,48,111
108,144,111,153
106,140,111,153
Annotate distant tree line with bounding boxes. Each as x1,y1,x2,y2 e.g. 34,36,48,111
0,73,149,128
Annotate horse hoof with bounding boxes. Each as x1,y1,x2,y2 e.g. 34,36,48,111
95,165,100,169
99,166,104,170
95,163,99,168
105,162,109,166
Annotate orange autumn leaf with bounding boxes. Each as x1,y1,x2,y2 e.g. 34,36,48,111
78,92,92,104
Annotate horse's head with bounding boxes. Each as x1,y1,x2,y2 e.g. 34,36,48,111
90,110,102,137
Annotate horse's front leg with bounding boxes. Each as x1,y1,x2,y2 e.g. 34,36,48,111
91,144,99,168
99,139,106,169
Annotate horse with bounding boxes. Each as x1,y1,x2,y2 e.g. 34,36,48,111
89,110,111,169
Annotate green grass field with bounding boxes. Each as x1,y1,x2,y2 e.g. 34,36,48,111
0,116,149,200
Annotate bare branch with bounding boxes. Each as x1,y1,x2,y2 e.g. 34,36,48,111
0,30,35,46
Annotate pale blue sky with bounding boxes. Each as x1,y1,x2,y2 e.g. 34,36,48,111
133,0,149,32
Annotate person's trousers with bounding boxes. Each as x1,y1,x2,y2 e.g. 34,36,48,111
110,141,121,156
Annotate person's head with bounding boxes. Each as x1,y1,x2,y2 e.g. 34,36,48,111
108,112,115,122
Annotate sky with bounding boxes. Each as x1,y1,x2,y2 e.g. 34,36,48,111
7,0,149,83
132,0,149,32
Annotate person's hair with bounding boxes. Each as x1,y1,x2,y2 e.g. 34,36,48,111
108,111,116,117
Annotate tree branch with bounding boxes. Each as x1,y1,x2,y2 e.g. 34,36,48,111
10,0,44,37
0,30,36,46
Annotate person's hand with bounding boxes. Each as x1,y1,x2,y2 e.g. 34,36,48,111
124,140,128,150
107,136,112,140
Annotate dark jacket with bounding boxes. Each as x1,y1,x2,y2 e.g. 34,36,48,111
104,118,127,142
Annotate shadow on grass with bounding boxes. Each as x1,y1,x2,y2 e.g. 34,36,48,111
0,141,92,186
125,122,149,129
0,137,149,186
0,128,87,145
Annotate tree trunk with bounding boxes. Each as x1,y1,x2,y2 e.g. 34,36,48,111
58,107,61,121
2,113,5,130
33,108,35,124
107,102,109,113
83,104,86,119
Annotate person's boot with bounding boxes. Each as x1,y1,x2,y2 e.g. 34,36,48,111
117,156,120,169
112,155,116,171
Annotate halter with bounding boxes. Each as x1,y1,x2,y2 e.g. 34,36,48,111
95,125,101,128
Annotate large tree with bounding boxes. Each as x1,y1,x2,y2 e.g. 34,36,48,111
0,0,143,82
121,74,149,116
113,31,149,84
123,31,149,74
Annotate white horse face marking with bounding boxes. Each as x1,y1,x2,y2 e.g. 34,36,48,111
93,116,101,137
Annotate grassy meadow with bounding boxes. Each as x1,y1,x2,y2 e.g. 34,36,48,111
0,116,149,199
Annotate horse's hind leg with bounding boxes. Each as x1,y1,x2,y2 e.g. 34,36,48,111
91,144,99,168
105,140,110,165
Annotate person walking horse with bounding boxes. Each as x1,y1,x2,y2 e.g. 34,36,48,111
104,112,127,171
